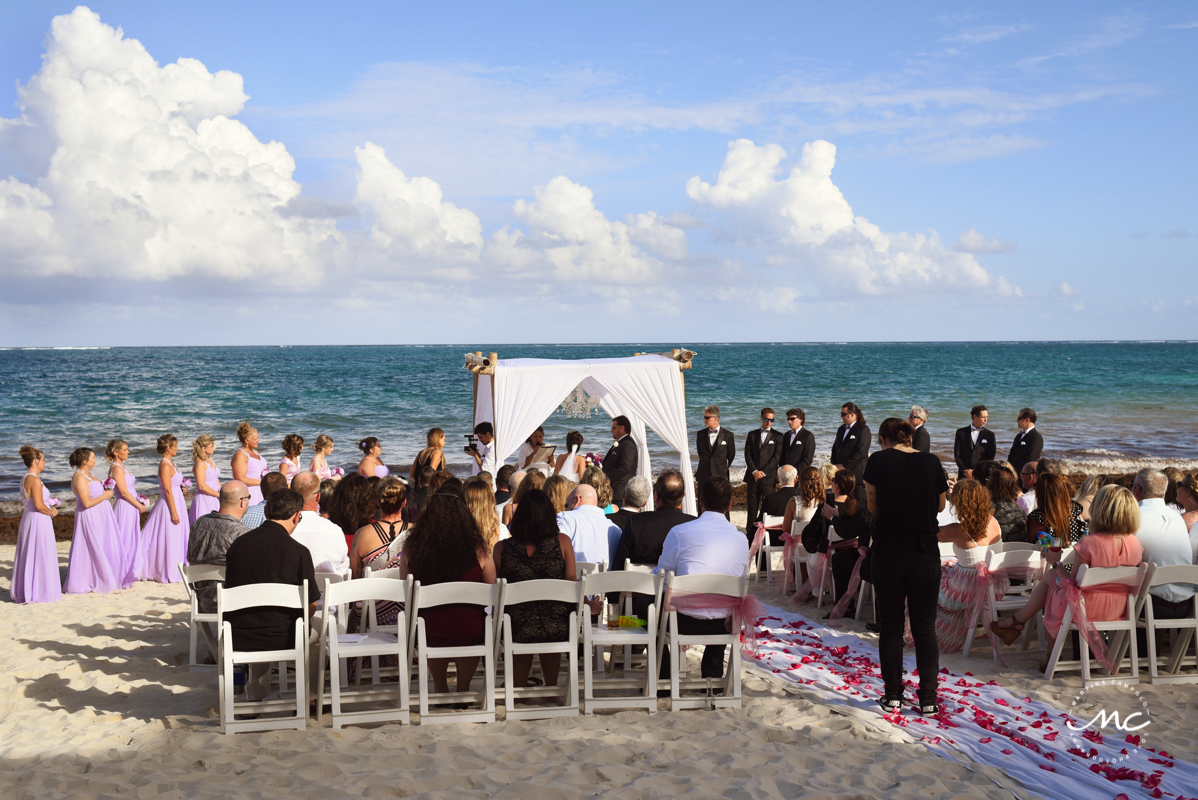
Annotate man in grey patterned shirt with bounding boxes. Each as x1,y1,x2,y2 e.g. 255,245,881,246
187,480,251,614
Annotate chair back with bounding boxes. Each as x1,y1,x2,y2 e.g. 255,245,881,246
181,563,226,586
761,514,785,530
408,580,501,654
985,548,1042,573
500,578,584,608
1074,563,1148,591
622,559,656,574
218,581,308,616
666,571,746,602
1148,564,1198,591
576,561,606,576
325,576,407,609
997,541,1038,553
586,570,661,598
938,541,955,558
316,569,349,588
362,565,403,580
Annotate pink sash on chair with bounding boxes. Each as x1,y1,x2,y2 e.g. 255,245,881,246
1056,571,1141,674
664,587,767,656
779,532,800,588
748,522,769,562
964,560,1041,665
791,551,829,604
826,546,870,625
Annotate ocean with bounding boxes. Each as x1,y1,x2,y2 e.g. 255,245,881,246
1,342,1196,502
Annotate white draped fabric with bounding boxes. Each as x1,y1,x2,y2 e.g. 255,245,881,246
475,355,696,515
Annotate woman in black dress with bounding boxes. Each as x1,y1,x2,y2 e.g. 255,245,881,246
493,489,578,689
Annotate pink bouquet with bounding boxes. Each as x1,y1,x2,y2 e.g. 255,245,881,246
181,478,194,489
584,452,603,468
332,467,345,477
137,494,150,505
47,497,61,508
102,477,116,491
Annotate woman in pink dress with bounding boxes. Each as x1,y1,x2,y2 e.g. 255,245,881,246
308,434,335,479
279,433,304,483
189,434,221,525
64,447,127,594
231,422,269,504
12,446,61,604
990,484,1144,671
357,437,388,478
106,438,146,584
140,435,191,584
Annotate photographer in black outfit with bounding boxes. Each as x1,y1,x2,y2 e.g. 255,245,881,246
862,417,948,717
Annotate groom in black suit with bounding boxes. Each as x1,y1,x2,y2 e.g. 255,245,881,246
744,407,785,535
695,405,736,489
953,404,997,479
602,415,639,507
1008,407,1044,477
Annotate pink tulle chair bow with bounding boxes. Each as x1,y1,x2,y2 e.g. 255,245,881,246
663,587,766,655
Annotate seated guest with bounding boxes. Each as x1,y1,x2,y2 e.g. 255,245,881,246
399,492,497,695
493,489,578,692
581,465,616,514
289,472,350,573
188,480,251,614
986,464,1028,543
1073,473,1108,520
242,471,289,530
656,477,749,681
992,485,1144,672
1177,472,1198,545
758,465,800,541
1017,460,1039,514
223,488,320,701
327,473,380,549
318,478,336,517
494,465,516,506
543,474,576,514
350,477,408,578
782,466,824,585
608,475,651,533
805,469,873,611
405,465,437,524
498,469,524,519
1026,473,1086,546
613,470,695,568
465,477,508,549
919,479,1005,653
1163,466,1185,511
503,469,545,527
1133,468,1194,619
557,483,621,565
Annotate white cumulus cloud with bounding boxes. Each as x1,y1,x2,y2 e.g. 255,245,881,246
954,227,1017,254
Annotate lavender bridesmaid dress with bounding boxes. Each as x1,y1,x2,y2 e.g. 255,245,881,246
64,475,127,594
242,448,269,505
188,461,221,525
12,474,62,604
110,464,142,585
141,461,190,584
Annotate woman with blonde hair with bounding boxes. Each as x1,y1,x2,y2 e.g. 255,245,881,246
581,465,614,512
819,462,838,488
992,484,1144,671
542,474,576,513
309,435,335,479
915,478,1004,653
106,438,147,580
1073,473,1108,520
189,434,221,525
64,446,126,594
1176,471,1198,534
409,428,446,489
12,446,61,603
231,422,268,504
139,434,190,584
465,477,509,549
279,434,304,482
502,469,545,527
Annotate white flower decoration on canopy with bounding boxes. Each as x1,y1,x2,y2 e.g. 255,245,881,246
557,384,603,418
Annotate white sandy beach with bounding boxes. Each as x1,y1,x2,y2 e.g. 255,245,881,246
1,539,1194,800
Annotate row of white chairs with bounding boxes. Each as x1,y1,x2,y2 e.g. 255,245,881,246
181,561,749,733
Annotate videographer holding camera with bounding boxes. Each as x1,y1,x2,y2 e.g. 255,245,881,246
466,422,497,480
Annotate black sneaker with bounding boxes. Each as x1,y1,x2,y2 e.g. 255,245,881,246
879,694,903,713
918,703,939,716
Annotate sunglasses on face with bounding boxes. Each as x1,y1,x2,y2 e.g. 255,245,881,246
762,417,774,422
786,416,798,421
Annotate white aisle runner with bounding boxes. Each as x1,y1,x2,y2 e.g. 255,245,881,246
747,605,1198,800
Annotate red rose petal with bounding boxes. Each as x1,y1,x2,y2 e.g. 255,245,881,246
979,737,992,744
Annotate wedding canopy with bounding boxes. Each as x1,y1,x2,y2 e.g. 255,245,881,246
466,351,697,515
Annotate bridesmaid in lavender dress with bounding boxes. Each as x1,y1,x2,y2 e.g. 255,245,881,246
357,437,389,478
12,446,61,604
188,434,221,525
64,447,126,594
106,438,146,585
231,422,269,504
308,434,335,479
279,433,304,484
140,434,190,584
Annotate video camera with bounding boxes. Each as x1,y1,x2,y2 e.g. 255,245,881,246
464,433,478,455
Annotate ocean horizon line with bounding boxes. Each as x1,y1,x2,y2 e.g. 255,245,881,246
3,340,1197,351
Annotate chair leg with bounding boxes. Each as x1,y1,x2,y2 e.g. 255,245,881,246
1044,610,1071,679
669,614,680,701
190,618,199,668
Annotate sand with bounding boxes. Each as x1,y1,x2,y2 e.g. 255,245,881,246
1,540,1195,800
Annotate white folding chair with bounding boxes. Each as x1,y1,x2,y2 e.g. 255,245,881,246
790,519,810,596
496,579,584,720
752,515,786,587
622,560,656,574
1044,563,1150,687
409,580,500,725
658,572,746,711
854,579,876,623
582,570,662,714
998,542,1038,552
179,562,224,671
938,541,956,559
812,553,835,609
356,569,413,686
216,581,309,734
575,560,606,576
967,549,1045,659
316,578,410,728
1138,565,1198,685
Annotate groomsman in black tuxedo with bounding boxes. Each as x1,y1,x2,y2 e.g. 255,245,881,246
743,407,785,534
695,405,736,489
909,405,931,453
781,407,815,472
830,402,871,504
602,415,639,507
1008,408,1044,477
953,404,996,479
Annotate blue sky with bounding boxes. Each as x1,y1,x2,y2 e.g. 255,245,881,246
0,2,1195,345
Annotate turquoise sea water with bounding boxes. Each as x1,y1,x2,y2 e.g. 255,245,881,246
1,342,1196,500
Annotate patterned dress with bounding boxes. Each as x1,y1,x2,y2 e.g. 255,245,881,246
498,535,572,644
905,540,1008,654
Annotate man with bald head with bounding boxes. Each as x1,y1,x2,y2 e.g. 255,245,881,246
557,483,622,565
290,471,350,573
186,479,252,660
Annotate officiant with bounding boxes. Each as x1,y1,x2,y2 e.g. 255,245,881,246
602,415,639,507
516,426,546,469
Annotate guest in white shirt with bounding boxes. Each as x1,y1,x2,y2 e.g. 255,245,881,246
557,484,621,565
1133,468,1194,619
469,422,498,480
656,477,749,680
289,471,350,573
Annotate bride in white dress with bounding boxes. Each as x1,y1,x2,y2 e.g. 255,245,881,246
554,430,586,482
